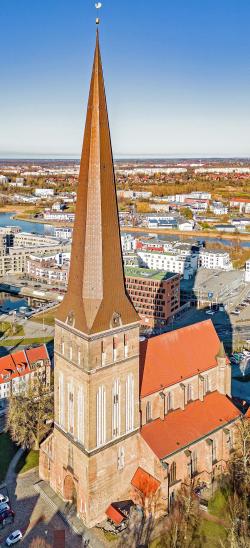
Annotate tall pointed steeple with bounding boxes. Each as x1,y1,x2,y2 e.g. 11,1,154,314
57,30,138,334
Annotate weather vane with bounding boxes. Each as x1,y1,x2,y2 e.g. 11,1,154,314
95,2,102,25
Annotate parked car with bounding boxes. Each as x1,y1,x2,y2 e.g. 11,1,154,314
0,503,10,514
5,530,22,545
0,494,9,504
0,509,15,528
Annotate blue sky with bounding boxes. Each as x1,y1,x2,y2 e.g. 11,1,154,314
1,0,250,158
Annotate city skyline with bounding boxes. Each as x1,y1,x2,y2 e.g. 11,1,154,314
1,0,250,157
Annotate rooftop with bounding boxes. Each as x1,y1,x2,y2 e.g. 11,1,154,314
140,320,226,397
141,391,240,459
125,267,177,281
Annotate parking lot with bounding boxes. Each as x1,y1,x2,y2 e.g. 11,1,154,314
0,471,84,547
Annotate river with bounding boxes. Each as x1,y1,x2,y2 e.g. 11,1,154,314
0,212,54,235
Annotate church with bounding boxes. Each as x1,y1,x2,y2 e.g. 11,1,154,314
39,28,241,528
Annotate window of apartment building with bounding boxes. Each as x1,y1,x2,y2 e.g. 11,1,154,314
146,401,152,423
96,385,107,451
126,374,134,433
169,462,176,485
112,379,120,438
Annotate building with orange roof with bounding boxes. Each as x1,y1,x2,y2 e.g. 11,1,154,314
39,25,241,529
0,344,51,412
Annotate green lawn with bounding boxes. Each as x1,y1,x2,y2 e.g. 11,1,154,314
0,336,53,347
200,519,227,547
15,450,39,475
0,433,18,483
208,489,228,519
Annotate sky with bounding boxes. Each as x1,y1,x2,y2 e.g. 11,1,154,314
1,0,250,158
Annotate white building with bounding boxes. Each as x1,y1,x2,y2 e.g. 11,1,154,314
199,250,233,271
210,202,228,216
35,188,55,197
55,227,73,240
43,211,75,222
121,234,136,252
178,221,195,231
245,260,250,282
0,175,8,184
137,250,198,280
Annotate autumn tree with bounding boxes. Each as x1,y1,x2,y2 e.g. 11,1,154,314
7,376,53,450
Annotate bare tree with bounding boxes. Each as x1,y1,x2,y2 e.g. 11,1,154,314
7,377,53,450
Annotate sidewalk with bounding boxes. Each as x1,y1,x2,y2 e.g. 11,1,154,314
5,447,25,485
35,479,105,548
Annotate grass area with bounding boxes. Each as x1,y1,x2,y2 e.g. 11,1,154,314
200,519,227,547
32,307,58,326
0,322,24,337
0,433,18,483
103,531,117,542
208,489,228,518
0,336,53,347
15,450,39,475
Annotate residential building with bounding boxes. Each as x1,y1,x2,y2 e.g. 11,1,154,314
137,249,198,279
125,267,180,327
43,211,75,222
27,255,69,286
55,228,73,240
230,198,250,214
210,202,228,215
0,345,51,411
178,221,195,231
199,250,233,271
121,234,136,252
245,260,250,283
35,188,55,197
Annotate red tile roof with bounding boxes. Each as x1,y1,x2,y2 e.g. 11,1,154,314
141,392,240,459
140,320,226,397
106,504,126,525
131,467,160,497
0,344,50,384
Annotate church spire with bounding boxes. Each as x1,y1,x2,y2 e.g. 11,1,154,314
56,30,138,334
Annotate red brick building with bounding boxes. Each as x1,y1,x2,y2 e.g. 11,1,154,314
39,28,240,529
125,267,180,328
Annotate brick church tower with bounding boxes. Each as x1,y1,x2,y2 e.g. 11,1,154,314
39,29,141,527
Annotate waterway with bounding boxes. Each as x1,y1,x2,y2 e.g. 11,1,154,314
0,212,54,235
126,230,250,249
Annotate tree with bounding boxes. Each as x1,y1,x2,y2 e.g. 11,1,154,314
7,376,53,450
180,207,193,220
161,484,201,548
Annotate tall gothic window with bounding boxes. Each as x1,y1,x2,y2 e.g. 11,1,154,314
68,384,74,435
77,386,84,445
126,374,134,432
146,401,152,423
187,384,193,403
59,372,64,428
112,379,120,438
165,391,173,414
96,385,106,447
169,462,176,484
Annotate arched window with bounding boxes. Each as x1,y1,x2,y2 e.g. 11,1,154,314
112,379,120,438
204,375,210,395
77,386,84,445
146,401,152,423
96,386,106,447
68,383,74,435
165,392,173,414
126,374,134,432
187,384,193,403
191,451,198,475
169,462,176,484
59,372,64,428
